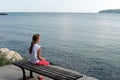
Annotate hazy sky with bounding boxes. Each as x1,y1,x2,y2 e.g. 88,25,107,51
0,0,120,12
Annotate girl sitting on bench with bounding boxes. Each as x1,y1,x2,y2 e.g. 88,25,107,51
29,34,49,80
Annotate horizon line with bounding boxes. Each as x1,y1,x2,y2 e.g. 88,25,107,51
0,11,98,13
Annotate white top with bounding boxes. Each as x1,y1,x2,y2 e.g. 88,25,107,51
29,44,41,64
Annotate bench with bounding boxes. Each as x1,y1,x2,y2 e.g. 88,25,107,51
13,61,83,80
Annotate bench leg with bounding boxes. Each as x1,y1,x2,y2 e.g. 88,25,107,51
21,68,26,80
30,70,33,78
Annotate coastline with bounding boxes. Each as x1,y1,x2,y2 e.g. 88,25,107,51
0,13,8,15
0,64,98,80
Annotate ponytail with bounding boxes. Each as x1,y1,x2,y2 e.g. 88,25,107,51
29,41,34,53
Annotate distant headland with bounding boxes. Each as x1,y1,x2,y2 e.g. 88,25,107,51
0,13,8,15
99,9,120,13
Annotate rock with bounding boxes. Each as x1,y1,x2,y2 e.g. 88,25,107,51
0,48,23,62
0,48,9,54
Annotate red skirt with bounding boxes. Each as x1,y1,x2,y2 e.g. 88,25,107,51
34,60,50,66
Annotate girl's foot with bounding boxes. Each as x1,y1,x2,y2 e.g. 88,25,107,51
38,75,44,80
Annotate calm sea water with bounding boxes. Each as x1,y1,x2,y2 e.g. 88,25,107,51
0,13,120,80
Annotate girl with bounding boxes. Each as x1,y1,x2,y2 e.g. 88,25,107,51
29,34,49,80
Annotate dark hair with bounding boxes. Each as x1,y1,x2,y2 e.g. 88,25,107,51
29,34,40,53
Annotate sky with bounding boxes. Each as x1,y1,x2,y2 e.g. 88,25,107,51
0,0,120,13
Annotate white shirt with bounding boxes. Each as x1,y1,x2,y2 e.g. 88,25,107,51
30,44,41,63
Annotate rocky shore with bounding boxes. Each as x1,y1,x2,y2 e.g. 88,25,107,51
0,64,98,80
0,48,98,80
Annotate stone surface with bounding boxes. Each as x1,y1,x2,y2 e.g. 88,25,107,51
0,65,99,80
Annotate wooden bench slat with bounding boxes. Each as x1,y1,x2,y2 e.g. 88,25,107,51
24,61,82,78
13,61,83,80
37,65,82,78
13,62,74,80
14,63,68,80
26,61,82,79
20,62,75,80
25,62,78,80
15,61,82,79
21,62,79,79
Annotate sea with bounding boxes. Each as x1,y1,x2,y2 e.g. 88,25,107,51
0,12,120,80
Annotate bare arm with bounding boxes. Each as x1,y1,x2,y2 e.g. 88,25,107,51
37,48,45,60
